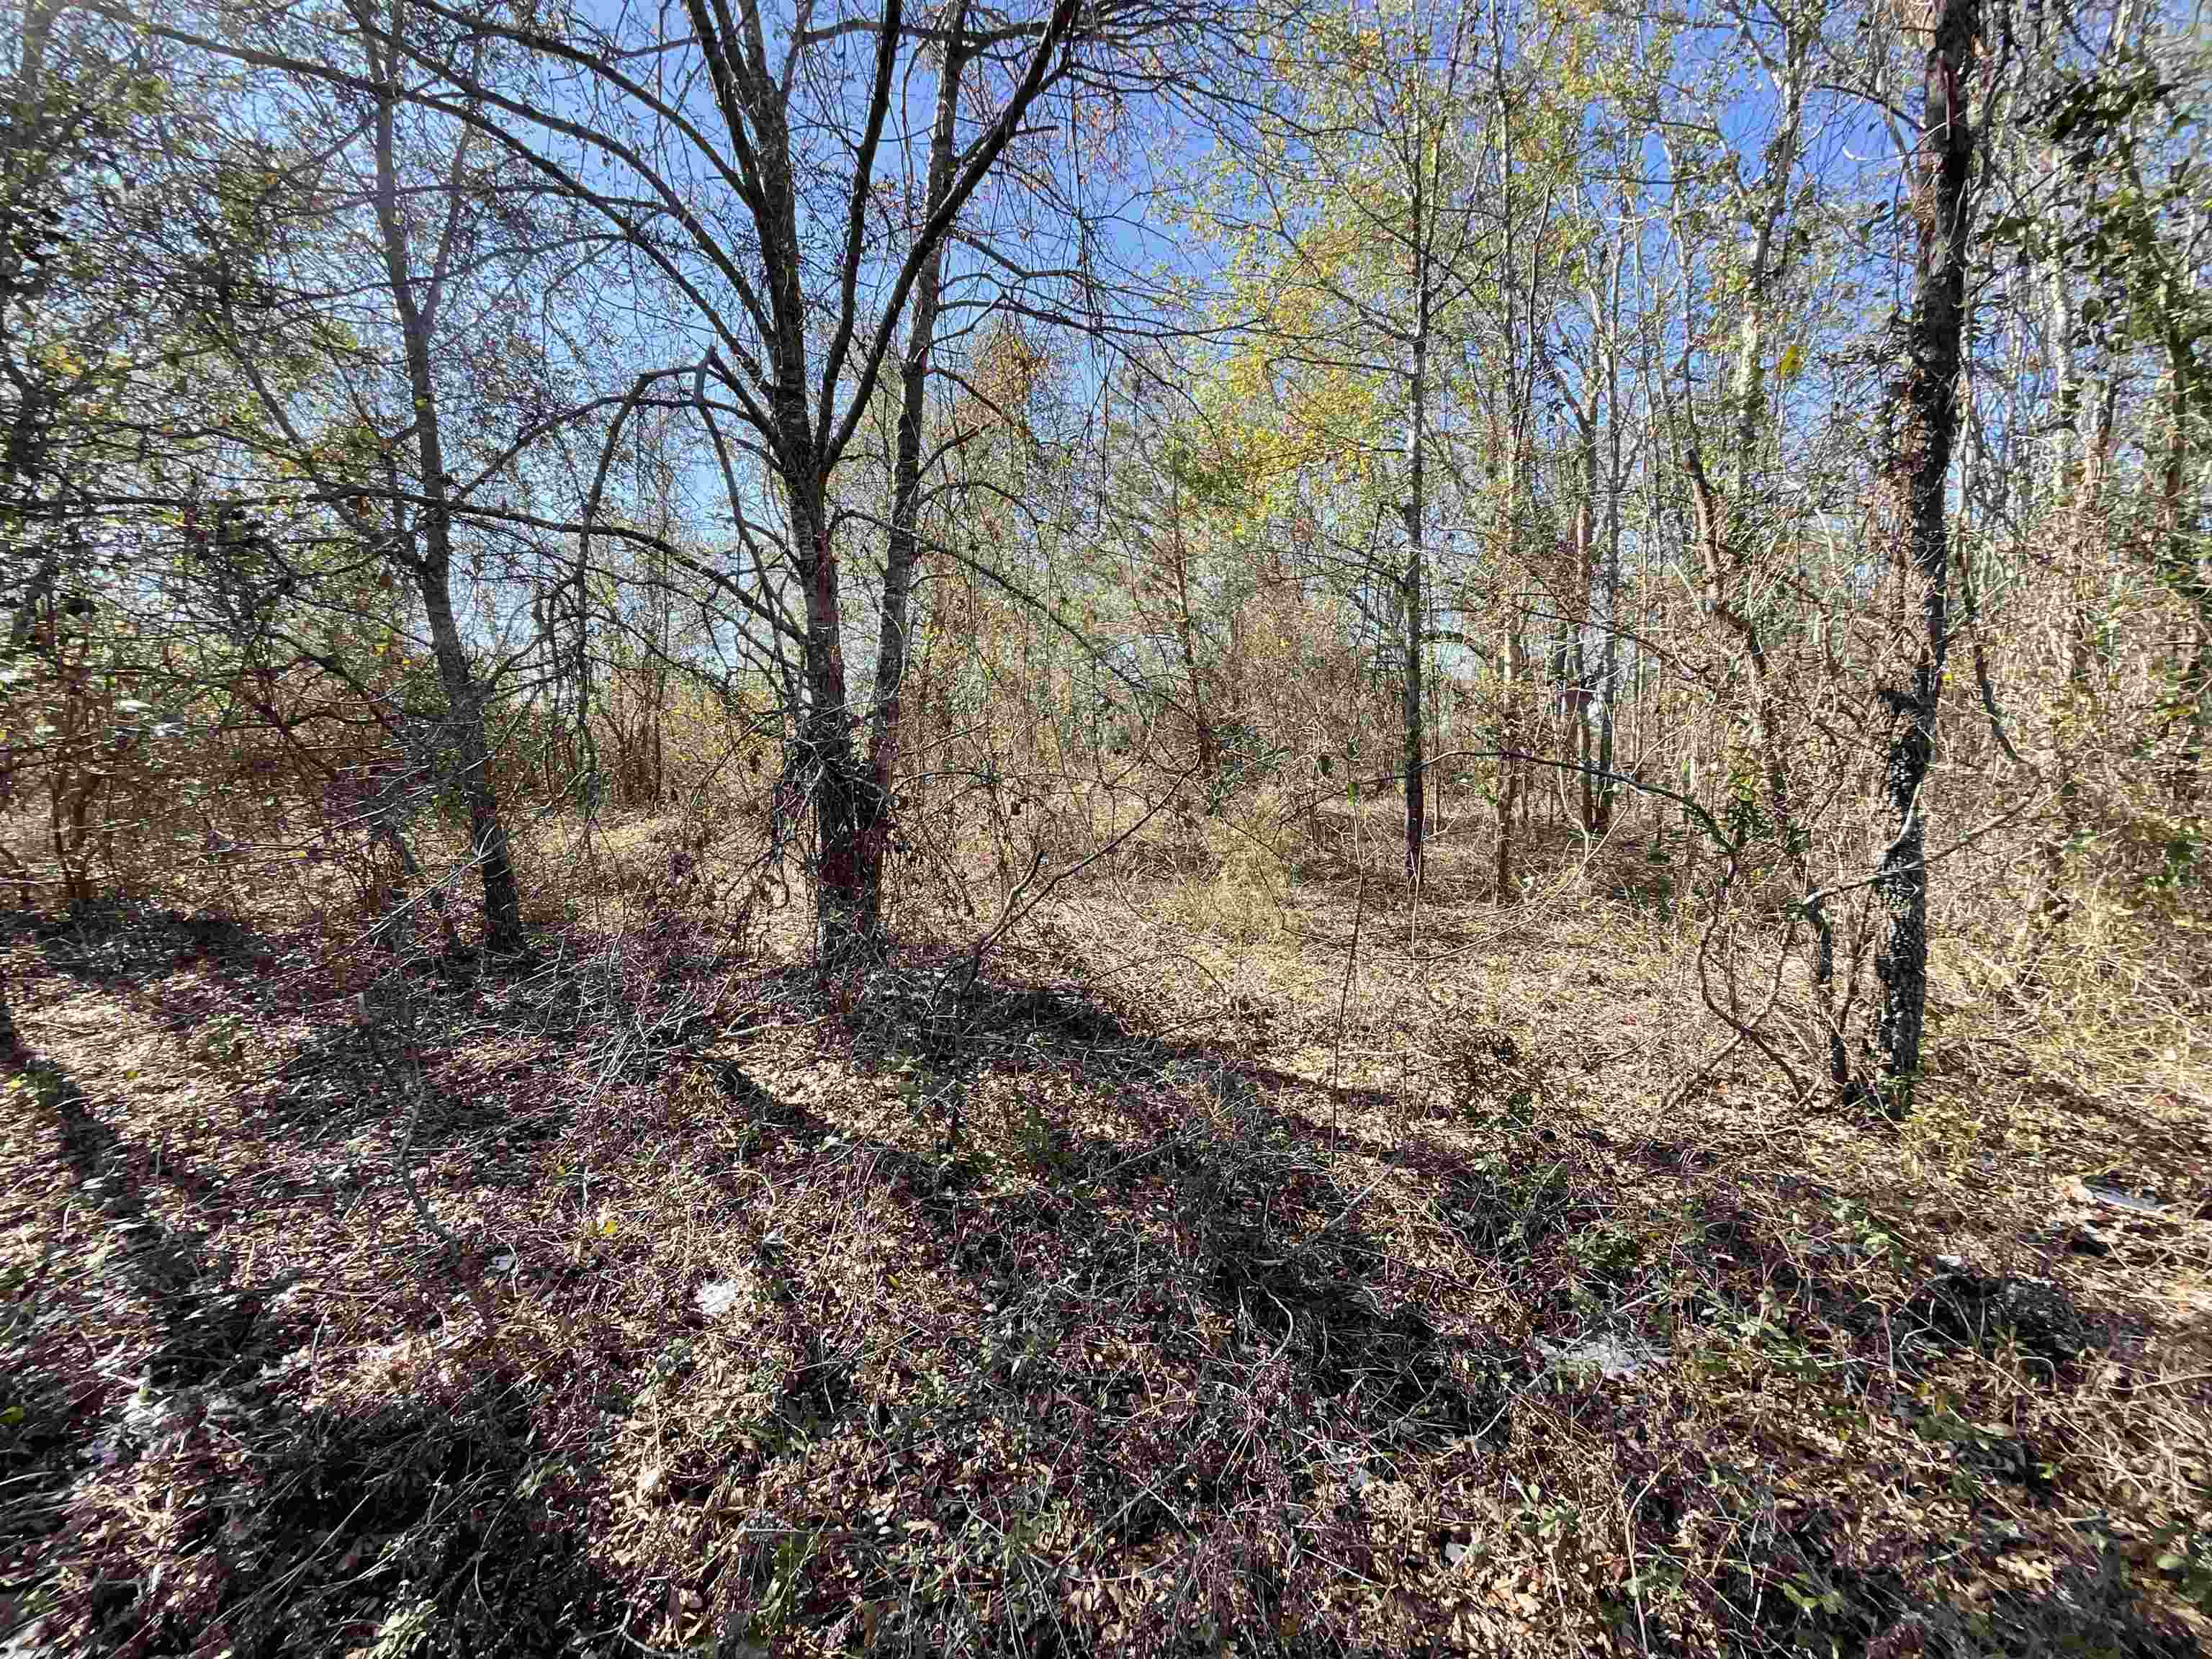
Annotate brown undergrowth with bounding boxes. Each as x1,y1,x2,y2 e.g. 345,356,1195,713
1,824,2208,1657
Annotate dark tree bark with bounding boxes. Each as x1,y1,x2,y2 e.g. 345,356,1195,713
1401,274,1428,883
671,0,1084,966
0,966,20,1068
1867,0,1980,1109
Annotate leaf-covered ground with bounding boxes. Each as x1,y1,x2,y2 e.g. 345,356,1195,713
3,830,2208,1656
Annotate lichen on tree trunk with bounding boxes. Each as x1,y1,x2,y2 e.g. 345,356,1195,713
1866,0,1981,1111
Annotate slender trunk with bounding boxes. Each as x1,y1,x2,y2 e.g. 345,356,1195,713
2162,340,2206,803
1572,410,1599,832
1727,14,1809,504
1431,619,1447,837
1401,157,1429,881
2182,590,2210,808
2047,253,2078,503
1868,0,1979,1108
1547,606,1573,811
651,609,667,805
1592,524,1619,834
1494,616,1526,902
1403,462,1426,878
856,21,967,940
1592,253,1624,835
366,30,523,952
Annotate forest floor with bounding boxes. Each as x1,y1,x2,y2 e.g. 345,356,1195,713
3,813,2210,1658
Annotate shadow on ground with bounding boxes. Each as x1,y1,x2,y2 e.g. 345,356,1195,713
3,906,2198,1658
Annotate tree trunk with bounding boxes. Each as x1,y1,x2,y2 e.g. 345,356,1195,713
662,0,1082,966
1591,247,1626,836
1570,406,1601,833
0,968,19,1067
1867,0,1979,1108
855,19,968,945
1493,617,1526,902
1402,543,1424,878
365,45,524,954
1401,159,1429,882
419,571,523,950
793,472,875,965
2159,333,2206,804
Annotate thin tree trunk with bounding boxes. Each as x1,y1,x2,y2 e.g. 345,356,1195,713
1867,0,1979,1107
365,27,523,952
1571,403,1599,832
1402,426,1426,878
2182,588,2210,807
2159,318,2206,803
857,17,968,941
1593,349,1621,835
1401,138,1429,881
1494,616,1526,902
1727,19,1808,501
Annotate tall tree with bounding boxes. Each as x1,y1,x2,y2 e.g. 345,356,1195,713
0,0,230,939
374,0,1197,961
1192,0,1500,878
1866,0,1981,1105
166,0,562,952
357,0,523,948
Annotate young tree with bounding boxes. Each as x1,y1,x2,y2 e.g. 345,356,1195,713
1539,220,1637,837
2,0,176,893
358,0,524,948
1650,0,1860,1088
0,1,242,949
166,0,559,951
1864,0,1982,1105
1192,0,1499,878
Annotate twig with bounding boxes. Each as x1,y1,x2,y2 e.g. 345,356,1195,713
1330,859,1368,1164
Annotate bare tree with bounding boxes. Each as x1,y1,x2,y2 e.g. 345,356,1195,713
1185,0,1503,880
357,0,523,950
161,0,554,951
350,0,1202,962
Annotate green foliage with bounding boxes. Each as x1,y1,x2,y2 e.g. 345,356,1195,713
1992,45,2212,377
2152,1520,2212,1611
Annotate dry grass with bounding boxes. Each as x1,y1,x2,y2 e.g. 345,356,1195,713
1,810,2208,1657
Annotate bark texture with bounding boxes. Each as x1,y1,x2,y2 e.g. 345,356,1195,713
1867,0,1980,1107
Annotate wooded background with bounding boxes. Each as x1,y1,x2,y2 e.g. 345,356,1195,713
2,0,2205,1106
